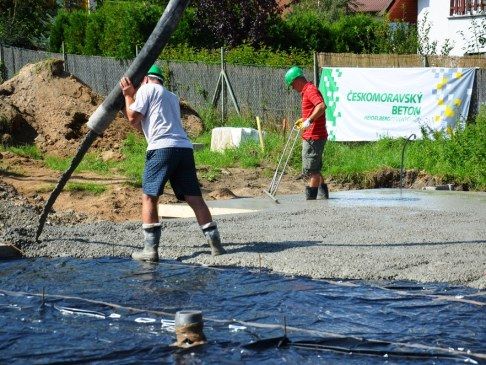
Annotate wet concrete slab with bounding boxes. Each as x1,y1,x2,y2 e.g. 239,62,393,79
159,189,486,218
276,188,486,213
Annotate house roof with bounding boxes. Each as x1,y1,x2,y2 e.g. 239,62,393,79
353,0,417,23
354,0,393,13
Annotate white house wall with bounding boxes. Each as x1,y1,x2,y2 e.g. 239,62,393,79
418,0,486,56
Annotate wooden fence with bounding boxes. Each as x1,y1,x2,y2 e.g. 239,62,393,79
317,53,486,68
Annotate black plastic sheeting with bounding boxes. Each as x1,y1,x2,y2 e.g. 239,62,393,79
0,258,484,364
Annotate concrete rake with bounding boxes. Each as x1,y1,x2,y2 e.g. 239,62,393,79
263,124,300,203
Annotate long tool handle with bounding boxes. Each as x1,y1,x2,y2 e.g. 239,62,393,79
272,129,300,195
268,125,300,197
268,125,298,194
35,0,190,241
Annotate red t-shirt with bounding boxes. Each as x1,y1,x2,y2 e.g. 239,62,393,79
301,82,327,141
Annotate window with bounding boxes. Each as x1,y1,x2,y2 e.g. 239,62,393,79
450,0,486,16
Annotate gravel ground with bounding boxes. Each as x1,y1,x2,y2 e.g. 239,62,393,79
2,184,485,289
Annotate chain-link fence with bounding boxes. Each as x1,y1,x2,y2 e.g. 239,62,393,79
0,45,304,124
1,44,484,124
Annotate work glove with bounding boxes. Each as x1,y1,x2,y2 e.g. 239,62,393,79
295,118,311,130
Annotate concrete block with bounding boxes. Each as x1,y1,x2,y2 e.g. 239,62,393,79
210,127,260,152
0,244,22,259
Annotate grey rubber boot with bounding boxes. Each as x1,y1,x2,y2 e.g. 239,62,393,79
318,183,329,199
305,186,318,200
132,223,161,262
201,222,226,256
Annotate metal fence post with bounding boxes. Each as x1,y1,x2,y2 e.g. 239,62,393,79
62,42,67,72
220,47,225,124
11,45,15,76
0,44,5,82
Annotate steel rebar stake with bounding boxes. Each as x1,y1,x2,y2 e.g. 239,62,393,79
400,133,417,191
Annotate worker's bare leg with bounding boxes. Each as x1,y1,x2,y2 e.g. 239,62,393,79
185,195,226,256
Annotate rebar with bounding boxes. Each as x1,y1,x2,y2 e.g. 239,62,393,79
400,133,417,191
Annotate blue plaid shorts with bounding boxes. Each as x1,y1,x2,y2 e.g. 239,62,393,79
142,148,202,199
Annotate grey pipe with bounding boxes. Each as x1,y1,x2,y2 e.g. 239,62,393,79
36,0,190,241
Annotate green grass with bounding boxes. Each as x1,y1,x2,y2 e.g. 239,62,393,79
44,153,116,173
1,144,43,159
3,107,484,191
118,133,147,187
65,182,107,195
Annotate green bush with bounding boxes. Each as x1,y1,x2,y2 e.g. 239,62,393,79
50,2,162,58
50,10,88,55
406,107,486,188
373,17,419,54
160,44,312,67
281,10,334,52
96,2,161,58
48,4,420,61
332,14,381,54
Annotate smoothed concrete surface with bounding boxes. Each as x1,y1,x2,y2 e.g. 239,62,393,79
159,196,275,218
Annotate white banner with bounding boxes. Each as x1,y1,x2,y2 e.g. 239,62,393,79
319,67,475,141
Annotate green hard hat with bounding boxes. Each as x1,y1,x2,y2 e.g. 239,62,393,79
284,66,304,87
147,64,163,81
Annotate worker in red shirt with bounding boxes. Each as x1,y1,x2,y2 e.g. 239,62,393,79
285,66,329,200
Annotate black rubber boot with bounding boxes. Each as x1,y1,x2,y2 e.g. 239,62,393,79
318,183,329,199
201,222,226,256
132,224,161,262
305,186,318,200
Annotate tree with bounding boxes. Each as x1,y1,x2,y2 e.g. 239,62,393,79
190,0,284,48
0,0,56,49
290,0,361,22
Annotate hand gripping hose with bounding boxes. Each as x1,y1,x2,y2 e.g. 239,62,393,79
35,0,190,241
263,124,301,203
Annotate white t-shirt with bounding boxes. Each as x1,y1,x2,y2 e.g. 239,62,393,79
129,83,193,150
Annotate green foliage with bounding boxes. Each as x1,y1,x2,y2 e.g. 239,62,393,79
84,10,105,55
160,44,312,67
417,11,453,56
406,107,486,188
291,0,359,22
0,0,55,49
332,14,380,54
373,17,419,54
45,0,424,61
190,0,283,48
280,10,334,52
50,2,162,58
49,10,90,54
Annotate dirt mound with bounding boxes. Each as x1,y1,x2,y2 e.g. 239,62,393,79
0,59,204,157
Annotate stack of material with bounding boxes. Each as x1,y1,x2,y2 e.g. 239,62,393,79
210,127,260,152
